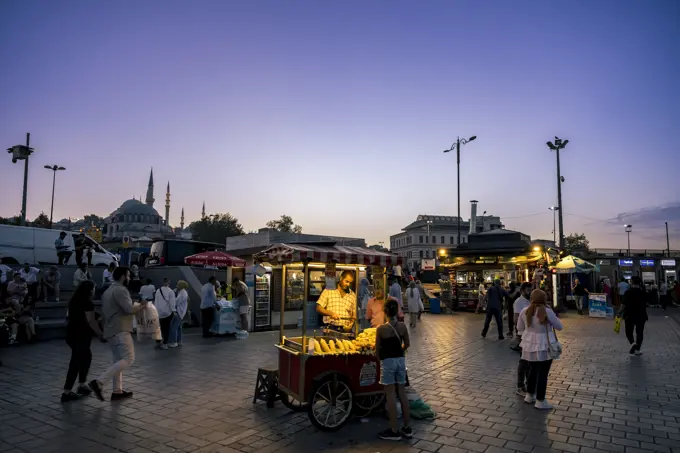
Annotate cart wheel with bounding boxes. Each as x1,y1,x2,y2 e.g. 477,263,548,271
307,375,353,432
280,391,308,412
353,393,385,417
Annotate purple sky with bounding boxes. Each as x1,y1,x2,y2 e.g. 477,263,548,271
1,0,678,250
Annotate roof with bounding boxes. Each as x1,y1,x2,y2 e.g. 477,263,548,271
254,243,402,266
114,199,160,216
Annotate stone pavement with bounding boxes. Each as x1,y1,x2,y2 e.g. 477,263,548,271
1,310,680,453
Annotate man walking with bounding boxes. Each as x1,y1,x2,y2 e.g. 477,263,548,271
481,279,508,340
200,276,217,337
621,276,648,356
505,282,520,337
89,267,146,401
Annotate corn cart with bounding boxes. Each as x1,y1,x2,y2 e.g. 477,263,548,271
253,243,402,431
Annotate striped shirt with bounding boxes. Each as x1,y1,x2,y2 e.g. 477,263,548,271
317,288,356,329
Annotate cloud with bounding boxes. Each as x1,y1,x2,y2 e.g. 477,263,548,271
612,202,680,230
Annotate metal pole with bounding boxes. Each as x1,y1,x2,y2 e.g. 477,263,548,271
627,232,631,257
556,147,565,249
49,168,56,228
552,209,556,245
20,133,30,226
666,222,670,256
457,138,461,247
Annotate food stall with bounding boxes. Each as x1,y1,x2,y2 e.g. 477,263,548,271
253,243,402,431
185,251,247,333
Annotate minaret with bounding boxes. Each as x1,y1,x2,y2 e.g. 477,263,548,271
145,168,155,206
165,181,171,227
180,207,185,230
201,202,206,218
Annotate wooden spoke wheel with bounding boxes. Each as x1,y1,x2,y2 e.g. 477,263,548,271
307,375,353,432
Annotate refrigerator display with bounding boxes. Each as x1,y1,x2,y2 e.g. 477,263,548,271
255,274,271,330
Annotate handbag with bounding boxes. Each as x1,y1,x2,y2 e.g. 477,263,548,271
614,315,621,334
545,323,562,360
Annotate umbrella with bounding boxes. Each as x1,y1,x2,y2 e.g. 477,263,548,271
184,251,246,268
552,255,598,274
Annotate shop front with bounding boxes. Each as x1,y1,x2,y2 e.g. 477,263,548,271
662,259,677,286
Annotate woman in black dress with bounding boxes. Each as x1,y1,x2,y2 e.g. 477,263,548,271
61,280,103,402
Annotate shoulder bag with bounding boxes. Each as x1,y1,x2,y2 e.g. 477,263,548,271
545,322,562,360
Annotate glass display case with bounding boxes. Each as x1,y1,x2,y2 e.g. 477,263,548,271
285,266,305,310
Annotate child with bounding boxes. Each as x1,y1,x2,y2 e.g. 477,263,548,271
375,299,412,441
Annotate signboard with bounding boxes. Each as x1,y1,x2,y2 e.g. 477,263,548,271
588,294,608,318
661,259,676,267
325,262,337,289
122,235,130,248
642,272,655,282
597,259,611,266
618,259,633,266
359,361,377,386
640,259,655,267
421,259,436,271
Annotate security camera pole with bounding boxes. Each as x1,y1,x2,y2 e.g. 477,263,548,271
6,133,34,226
444,136,477,248
546,137,568,249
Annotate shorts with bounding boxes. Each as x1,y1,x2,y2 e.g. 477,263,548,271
380,357,406,386
239,305,249,315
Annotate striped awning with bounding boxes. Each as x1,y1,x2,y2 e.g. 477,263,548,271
254,243,403,267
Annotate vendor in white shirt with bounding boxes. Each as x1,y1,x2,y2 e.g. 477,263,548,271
19,263,40,302
154,278,176,349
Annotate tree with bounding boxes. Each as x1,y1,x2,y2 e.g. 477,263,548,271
564,233,590,253
0,216,21,225
266,214,302,233
31,212,51,229
368,244,389,252
189,213,245,244
83,214,104,226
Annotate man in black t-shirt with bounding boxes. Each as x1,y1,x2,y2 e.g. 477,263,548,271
572,278,589,315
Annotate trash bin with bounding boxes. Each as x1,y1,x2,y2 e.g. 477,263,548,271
430,298,441,314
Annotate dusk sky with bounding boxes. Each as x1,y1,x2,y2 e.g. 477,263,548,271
1,0,678,250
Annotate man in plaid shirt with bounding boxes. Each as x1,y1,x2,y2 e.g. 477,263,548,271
316,270,357,331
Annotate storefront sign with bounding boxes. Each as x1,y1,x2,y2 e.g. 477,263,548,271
421,259,436,271
662,259,676,266
597,259,611,265
359,361,377,386
588,294,608,318
640,259,655,267
618,259,633,266
642,272,656,282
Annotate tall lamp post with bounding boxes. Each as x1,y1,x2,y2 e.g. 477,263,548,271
44,165,66,228
546,137,569,249
665,222,671,256
443,136,477,247
6,133,34,225
549,206,559,245
624,224,632,256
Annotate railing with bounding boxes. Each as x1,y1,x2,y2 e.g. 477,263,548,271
588,249,680,258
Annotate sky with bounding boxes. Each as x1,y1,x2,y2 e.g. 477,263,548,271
1,0,679,250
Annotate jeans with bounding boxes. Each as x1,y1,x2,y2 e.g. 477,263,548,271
97,332,135,392
380,357,406,385
201,307,214,336
517,358,530,388
64,337,92,390
527,360,553,401
159,314,173,344
482,307,503,338
625,318,646,349
575,295,584,311
506,303,514,335
169,313,183,344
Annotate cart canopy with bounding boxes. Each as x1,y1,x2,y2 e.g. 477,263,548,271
184,251,246,268
551,255,598,274
254,243,402,266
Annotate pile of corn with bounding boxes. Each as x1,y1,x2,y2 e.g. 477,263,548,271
309,328,377,356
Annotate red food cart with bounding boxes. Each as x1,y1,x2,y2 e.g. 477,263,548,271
253,243,403,431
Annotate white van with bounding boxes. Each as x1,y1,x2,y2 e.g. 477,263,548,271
0,224,118,266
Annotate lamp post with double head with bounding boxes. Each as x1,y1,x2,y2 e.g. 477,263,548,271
546,137,569,249
44,165,66,228
625,224,632,256
443,136,477,247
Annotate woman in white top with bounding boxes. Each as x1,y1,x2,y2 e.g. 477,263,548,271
517,289,563,410
405,281,424,328
169,280,189,347
154,278,176,350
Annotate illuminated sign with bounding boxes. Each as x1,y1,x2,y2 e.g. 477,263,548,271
661,259,676,266
639,259,655,267
618,259,633,266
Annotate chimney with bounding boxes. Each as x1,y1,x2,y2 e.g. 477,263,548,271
470,200,478,234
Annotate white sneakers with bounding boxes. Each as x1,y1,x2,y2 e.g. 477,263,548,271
168,343,178,348
524,393,553,410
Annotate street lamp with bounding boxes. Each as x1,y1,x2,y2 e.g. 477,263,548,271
44,165,66,228
443,136,477,247
549,206,559,246
546,137,569,249
624,224,632,256
425,219,433,241
6,133,34,225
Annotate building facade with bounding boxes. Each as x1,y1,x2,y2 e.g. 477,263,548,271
390,208,504,269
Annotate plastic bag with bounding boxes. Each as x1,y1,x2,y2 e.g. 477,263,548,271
136,303,161,341
409,399,437,420
614,315,621,334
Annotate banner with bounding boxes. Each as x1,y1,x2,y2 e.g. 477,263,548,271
588,293,608,318
421,259,436,271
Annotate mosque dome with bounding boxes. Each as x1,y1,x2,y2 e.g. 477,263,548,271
117,199,160,216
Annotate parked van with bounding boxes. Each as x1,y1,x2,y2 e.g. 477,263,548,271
146,239,223,266
0,224,118,266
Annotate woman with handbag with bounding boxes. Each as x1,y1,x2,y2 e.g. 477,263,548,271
517,289,563,410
